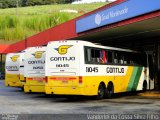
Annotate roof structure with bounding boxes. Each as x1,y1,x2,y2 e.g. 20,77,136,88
0,44,10,54
0,0,159,53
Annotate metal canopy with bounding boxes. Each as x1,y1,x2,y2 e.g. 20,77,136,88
74,16,160,49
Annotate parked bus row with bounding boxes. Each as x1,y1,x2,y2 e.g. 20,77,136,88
5,40,154,99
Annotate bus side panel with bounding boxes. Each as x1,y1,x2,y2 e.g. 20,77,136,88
83,66,134,95
24,80,46,93
127,66,144,92
5,73,22,87
45,41,80,94
19,53,25,83
46,76,84,95
45,70,139,96
24,47,46,93
82,76,114,95
24,77,45,92
5,53,23,87
137,67,145,90
82,66,144,95
20,75,25,82
113,66,134,93
45,66,146,95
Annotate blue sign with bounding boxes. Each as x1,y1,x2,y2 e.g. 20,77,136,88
76,0,160,33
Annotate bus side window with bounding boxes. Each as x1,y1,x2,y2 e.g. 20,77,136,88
95,49,101,63
85,47,93,63
86,48,91,62
99,50,107,64
114,52,118,64
126,52,131,64
123,53,127,64
130,53,134,65
91,49,100,63
91,49,96,62
107,51,113,63
119,53,124,64
114,52,124,64
85,48,106,64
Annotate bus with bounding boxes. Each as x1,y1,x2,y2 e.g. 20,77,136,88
24,46,46,93
45,40,154,99
5,53,24,88
19,51,26,89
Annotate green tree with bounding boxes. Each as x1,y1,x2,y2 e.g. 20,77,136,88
26,0,58,6
26,0,38,6
0,0,9,8
21,0,27,6
0,0,75,8
0,0,21,9
56,0,75,4
64,0,75,3
42,0,57,5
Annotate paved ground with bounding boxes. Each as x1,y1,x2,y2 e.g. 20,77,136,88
0,80,160,120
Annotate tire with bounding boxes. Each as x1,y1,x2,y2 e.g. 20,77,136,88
106,83,114,99
97,83,105,100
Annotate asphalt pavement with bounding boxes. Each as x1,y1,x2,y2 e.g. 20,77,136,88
0,80,160,120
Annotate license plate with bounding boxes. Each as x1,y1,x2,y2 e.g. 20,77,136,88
38,80,43,83
62,80,68,84
33,77,44,82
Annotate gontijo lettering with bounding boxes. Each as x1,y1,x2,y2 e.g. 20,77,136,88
106,67,124,73
28,60,45,64
6,66,18,71
50,57,75,61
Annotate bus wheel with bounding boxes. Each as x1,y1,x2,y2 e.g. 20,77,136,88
97,83,105,99
142,80,147,91
106,82,114,99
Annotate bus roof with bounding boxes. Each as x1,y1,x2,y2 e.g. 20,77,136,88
48,40,138,53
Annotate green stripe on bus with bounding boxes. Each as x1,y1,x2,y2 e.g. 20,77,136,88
127,67,138,92
131,67,143,91
127,67,143,92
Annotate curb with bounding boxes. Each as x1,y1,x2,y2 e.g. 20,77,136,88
138,91,160,97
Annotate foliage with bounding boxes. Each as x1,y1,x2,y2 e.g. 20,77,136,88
0,0,21,9
0,0,75,8
0,3,106,42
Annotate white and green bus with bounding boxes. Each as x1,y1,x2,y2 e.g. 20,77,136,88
45,40,154,99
